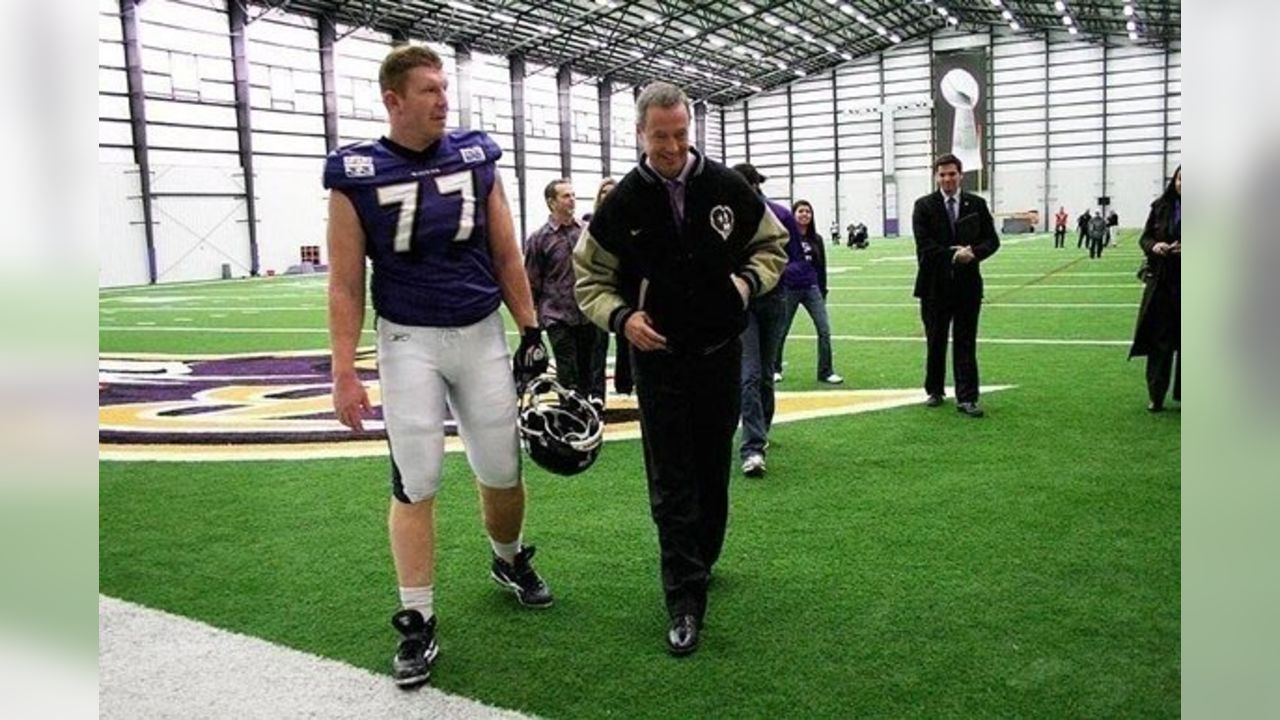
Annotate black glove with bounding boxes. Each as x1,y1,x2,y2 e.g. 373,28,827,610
513,326,549,387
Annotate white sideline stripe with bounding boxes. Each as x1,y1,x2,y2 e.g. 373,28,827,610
100,595,537,720
827,302,1137,308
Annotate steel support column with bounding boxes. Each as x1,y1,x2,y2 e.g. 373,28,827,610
785,85,794,201
318,17,339,153
598,77,612,176
1101,41,1109,203
509,55,529,238
556,65,572,177
831,68,841,231
719,106,726,161
228,0,260,276
695,101,707,153
1042,35,1051,231
453,45,472,130
119,0,157,284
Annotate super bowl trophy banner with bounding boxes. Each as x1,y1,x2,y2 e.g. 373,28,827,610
932,48,989,193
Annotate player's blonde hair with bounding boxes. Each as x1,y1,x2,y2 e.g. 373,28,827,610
379,45,443,94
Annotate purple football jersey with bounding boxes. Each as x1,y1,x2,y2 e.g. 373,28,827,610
323,130,504,327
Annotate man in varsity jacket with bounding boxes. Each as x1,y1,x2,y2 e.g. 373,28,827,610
574,82,788,657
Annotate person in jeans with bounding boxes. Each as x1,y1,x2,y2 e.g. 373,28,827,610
584,178,632,397
776,199,843,386
730,163,793,478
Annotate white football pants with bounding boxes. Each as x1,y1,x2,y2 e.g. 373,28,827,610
375,311,520,503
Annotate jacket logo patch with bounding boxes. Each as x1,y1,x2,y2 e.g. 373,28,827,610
343,156,375,178
459,146,485,163
710,205,734,240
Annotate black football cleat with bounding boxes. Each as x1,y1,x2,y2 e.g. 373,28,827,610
491,545,554,608
391,609,439,688
925,394,945,407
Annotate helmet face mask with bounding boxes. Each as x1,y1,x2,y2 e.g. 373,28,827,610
517,378,603,476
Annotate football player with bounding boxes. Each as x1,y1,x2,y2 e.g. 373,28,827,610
324,45,551,688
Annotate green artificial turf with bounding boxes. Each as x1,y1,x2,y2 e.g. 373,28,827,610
100,231,1179,718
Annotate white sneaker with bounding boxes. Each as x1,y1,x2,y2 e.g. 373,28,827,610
772,372,783,383
821,373,844,385
741,453,766,477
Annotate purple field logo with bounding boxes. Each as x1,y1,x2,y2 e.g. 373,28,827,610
99,350,962,462
99,350,400,460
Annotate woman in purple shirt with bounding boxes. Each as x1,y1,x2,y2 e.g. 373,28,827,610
777,200,843,384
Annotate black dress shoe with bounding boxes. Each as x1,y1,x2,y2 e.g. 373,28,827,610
956,401,985,418
666,614,700,657
925,394,945,407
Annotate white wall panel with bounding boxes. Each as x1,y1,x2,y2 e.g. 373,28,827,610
255,166,328,275
840,173,883,238
99,120,134,148
994,164,1045,217
99,164,151,288
1105,159,1164,228
152,196,252,282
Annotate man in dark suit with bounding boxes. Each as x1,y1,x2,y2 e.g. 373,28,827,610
912,154,1001,417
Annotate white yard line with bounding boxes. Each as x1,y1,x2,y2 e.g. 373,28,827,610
826,284,1138,290
100,276,327,295
101,326,363,334
789,333,1130,346
100,595,537,720
840,272,1139,278
826,302,1136,308
101,306,366,312
99,325,1127,346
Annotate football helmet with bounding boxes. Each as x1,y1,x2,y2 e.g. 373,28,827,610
517,377,603,476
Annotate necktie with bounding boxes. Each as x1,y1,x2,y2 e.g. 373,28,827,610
946,196,957,229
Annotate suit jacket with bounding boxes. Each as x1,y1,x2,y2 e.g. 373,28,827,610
1129,196,1180,358
911,190,1000,301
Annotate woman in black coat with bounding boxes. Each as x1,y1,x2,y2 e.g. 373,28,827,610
1129,166,1181,411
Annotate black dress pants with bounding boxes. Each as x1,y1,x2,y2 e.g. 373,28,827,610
921,295,982,404
1146,347,1181,406
613,332,633,394
632,338,741,621
547,322,607,401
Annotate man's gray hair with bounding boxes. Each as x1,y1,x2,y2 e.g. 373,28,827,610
635,81,690,128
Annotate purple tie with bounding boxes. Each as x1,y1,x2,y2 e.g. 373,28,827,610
947,196,957,228
665,179,684,226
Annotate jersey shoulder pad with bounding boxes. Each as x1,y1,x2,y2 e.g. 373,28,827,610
323,140,380,190
445,129,503,169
